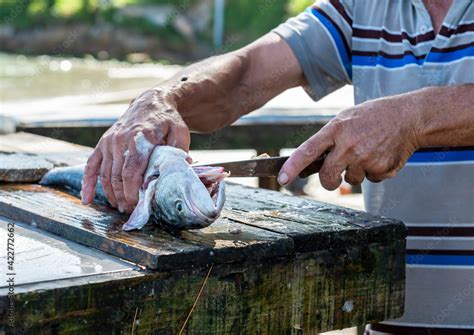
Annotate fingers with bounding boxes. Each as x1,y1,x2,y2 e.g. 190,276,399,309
100,149,118,208
344,165,366,186
111,147,129,213
167,124,190,151
278,128,334,185
122,143,151,206
318,149,347,190
81,149,102,204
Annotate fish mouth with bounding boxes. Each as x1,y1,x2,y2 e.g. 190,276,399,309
149,166,228,230
191,166,229,225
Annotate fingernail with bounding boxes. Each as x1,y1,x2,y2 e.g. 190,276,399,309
118,206,124,213
278,172,289,185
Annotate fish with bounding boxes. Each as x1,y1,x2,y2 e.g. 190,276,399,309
40,146,229,231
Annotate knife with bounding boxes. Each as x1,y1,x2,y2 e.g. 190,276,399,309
193,153,328,178
192,146,474,178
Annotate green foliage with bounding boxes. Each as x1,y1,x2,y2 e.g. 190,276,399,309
287,0,314,16
0,0,100,26
223,0,288,48
0,0,313,57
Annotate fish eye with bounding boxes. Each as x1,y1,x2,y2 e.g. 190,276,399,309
176,201,183,212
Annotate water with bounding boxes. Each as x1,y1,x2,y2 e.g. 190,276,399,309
0,53,179,103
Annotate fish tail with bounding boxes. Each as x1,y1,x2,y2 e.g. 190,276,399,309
40,165,85,191
39,165,107,203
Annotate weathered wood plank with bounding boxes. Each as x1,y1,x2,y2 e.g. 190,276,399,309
0,239,404,334
0,182,406,270
0,132,91,166
0,219,135,286
0,184,293,270
225,184,406,252
0,153,54,182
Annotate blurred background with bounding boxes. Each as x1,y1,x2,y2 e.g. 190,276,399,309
0,0,313,62
0,0,359,210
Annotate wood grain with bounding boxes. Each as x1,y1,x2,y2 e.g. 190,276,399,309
0,153,54,182
0,238,405,334
0,184,293,270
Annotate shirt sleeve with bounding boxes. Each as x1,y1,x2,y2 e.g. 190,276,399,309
273,0,353,101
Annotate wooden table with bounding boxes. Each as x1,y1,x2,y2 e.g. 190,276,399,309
0,133,406,334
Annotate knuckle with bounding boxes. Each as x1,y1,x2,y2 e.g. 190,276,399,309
84,163,94,175
357,152,371,165
329,119,345,135
300,141,318,159
344,142,357,156
101,132,113,143
112,132,127,144
86,151,99,163
130,124,144,134
111,175,123,185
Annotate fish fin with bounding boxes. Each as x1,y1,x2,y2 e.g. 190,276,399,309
122,179,159,231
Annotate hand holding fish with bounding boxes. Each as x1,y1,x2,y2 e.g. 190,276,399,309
81,89,190,213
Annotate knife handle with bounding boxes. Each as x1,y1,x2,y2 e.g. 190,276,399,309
296,146,474,179
298,153,327,178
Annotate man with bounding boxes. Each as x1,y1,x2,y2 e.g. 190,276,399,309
82,0,474,333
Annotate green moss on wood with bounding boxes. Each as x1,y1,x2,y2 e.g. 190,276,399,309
3,241,404,334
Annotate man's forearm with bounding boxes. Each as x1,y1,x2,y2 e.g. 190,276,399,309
155,33,305,132
412,84,474,147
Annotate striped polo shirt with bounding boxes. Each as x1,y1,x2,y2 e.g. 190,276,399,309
273,0,474,333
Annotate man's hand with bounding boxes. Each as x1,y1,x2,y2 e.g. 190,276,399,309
278,95,421,190
81,89,190,213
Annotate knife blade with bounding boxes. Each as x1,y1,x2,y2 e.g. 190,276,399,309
193,153,327,178
192,145,474,179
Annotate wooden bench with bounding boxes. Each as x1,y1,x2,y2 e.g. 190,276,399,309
0,133,405,334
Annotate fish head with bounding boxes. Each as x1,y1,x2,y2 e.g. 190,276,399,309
151,168,226,229
121,146,228,231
